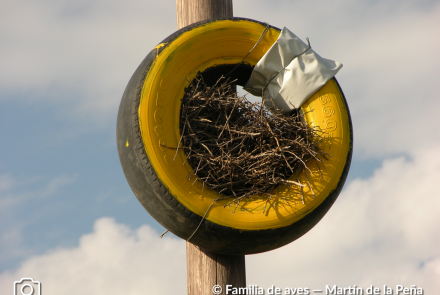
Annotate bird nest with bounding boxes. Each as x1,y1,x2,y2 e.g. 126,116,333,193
177,76,327,211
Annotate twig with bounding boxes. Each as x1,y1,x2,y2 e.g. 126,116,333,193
179,76,326,205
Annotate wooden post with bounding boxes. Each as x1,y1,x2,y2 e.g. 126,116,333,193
177,0,233,29
187,243,246,295
176,1,246,294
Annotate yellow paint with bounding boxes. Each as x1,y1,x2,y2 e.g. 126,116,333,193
138,20,351,230
154,43,168,54
126,139,129,147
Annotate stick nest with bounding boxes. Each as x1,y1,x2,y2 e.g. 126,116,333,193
178,76,327,207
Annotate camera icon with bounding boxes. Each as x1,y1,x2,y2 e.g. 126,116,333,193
14,278,41,295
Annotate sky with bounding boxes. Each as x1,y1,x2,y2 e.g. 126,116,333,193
1,0,439,294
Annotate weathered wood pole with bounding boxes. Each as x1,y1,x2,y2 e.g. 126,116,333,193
177,0,233,29
176,1,246,294
186,244,246,295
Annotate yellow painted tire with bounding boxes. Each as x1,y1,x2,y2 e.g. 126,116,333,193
117,18,352,254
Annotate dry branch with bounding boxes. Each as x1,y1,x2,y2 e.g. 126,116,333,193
179,76,326,207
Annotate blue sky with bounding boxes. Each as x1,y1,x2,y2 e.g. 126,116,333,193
1,0,439,294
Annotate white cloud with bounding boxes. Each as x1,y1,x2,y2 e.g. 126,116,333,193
335,4,440,158
0,174,78,267
0,0,176,125
41,175,77,196
0,218,186,295
0,174,15,193
0,174,76,209
2,144,440,294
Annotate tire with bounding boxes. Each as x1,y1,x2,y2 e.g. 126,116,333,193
117,17,353,255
